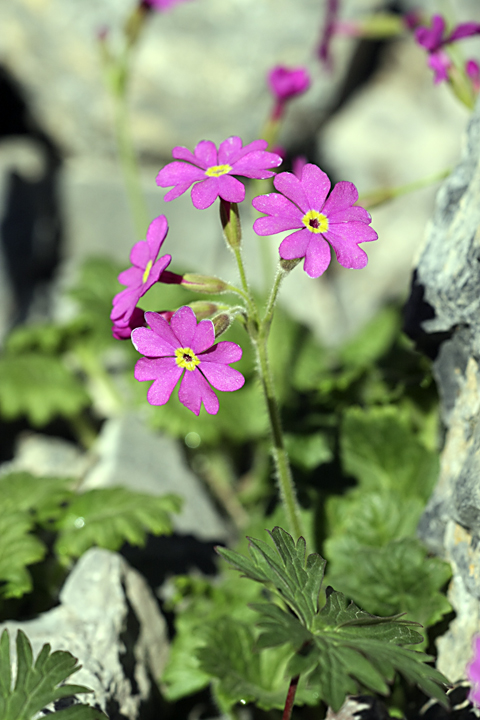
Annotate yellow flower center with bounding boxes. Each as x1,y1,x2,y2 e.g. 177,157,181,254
302,209,329,234
142,259,153,284
175,347,200,371
205,164,232,178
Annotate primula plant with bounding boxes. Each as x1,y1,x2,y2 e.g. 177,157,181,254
105,127,451,718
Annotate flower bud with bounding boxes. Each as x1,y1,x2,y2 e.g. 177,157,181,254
220,201,242,250
187,301,221,320
181,273,229,294
212,313,232,338
279,257,302,273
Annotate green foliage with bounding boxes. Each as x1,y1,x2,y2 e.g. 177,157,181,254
0,629,107,719
216,527,448,712
0,354,90,426
323,406,451,630
55,487,182,561
341,406,438,500
0,471,180,598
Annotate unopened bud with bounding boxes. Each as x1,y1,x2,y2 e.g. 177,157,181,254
187,301,221,320
279,257,302,272
181,273,229,294
220,201,242,250
212,313,232,338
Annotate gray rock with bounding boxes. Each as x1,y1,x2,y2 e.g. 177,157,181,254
406,95,480,680
0,548,169,720
0,0,356,160
82,413,232,542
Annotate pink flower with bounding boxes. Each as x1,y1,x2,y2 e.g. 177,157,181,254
318,0,340,70
268,66,311,102
156,136,283,210
141,0,191,11
467,635,480,707
252,163,377,278
131,306,245,415
112,306,146,340
110,215,172,329
414,14,480,83
466,59,480,91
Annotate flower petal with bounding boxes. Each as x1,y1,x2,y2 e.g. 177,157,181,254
303,236,332,277
191,319,215,354
215,174,246,202
135,358,183,406
232,150,283,178
217,136,243,164
179,368,219,415
143,311,179,349
322,181,358,216
117,266,143,288
273,171,310,213
252,193,303,235
111,287,141,322
156,161,205,189
194,140,218,168
199,341,243,364
328,206,372,224
131,325,177,357
324,223,376,269
449,22,480,42
172,145,202,165
170,306,198,346
146,215,168,257
200,363,245,392
190,177,221,209
129,240,150,269
279,228,311,259
143,254,172,291
299,164,331,210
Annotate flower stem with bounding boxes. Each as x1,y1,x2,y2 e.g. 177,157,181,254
282,675,300,720
255,328,303,540
113,90,151,238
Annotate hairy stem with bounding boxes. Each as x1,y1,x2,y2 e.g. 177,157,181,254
282,675,300,720
113,90,150,238
255,330,303,539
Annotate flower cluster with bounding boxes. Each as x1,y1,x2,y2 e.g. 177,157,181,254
113,135,377,415
414,14,480,83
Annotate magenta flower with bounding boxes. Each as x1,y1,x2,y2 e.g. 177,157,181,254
467,635,480,707
268,65,311,103
414,14,480,83
156,136,283,210
252,163,377,278
466,59,480,91
112,306,146,340
131,306,245,415
318,0,340,70
141,0,191,11
111,215,172,329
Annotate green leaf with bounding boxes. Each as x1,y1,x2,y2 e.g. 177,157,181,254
0,354,90,426
196,616,318,712
220,530,448,712
54,487,182,560
0,629,108,719
217,527,326,629
285,432,333,471
0,472,74,525
0,513,46,598
341,406,439,500
326,538,452,629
